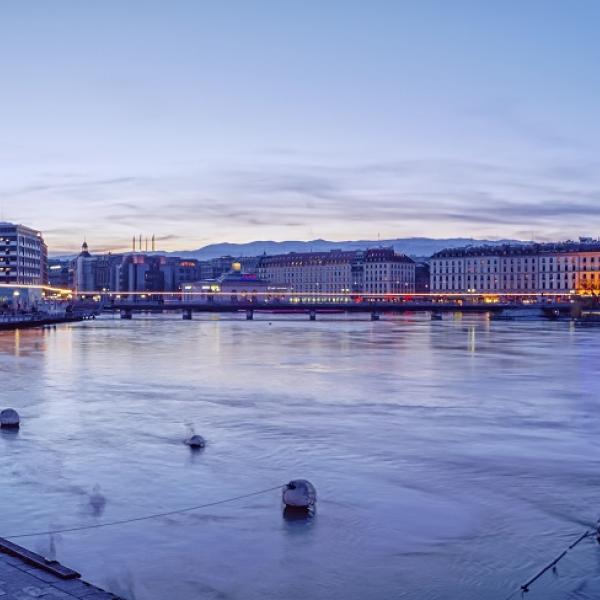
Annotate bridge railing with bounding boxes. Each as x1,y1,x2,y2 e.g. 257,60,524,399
88,291,578,306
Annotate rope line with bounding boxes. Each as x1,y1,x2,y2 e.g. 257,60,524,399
4,485,284,540
502,528,594,600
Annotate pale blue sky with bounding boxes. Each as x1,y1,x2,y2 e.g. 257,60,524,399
1,0,599,253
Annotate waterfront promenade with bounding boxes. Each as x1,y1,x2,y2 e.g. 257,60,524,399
0,540,119,599
0,314,96,331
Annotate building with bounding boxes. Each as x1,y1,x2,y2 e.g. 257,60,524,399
430,238,600,294
69,241,202,294
183,266,272,303
71,242,124,293
48,258,71,289
115,254,202,294
0,222,48,285
415,261,431,293
73,241,95,292
257,247,415,298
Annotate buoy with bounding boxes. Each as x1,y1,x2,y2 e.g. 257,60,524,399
0,408,20,429
184,434,206,449
282,479,316,509
89,485,107,517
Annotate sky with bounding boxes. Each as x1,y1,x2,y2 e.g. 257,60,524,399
1,0,600,254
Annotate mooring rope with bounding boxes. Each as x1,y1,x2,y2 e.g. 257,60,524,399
4,485,284,540
502,527,595,599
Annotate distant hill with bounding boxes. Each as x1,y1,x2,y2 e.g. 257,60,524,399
175,237,527,260
51,237,528,261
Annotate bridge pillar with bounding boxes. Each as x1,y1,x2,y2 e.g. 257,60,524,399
371,311,380,321
120,309,132,320
309,310,316,321
182,309,192,320
570,301,583,319
246,309,254,320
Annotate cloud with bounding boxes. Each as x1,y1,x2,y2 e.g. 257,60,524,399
6,155,600,253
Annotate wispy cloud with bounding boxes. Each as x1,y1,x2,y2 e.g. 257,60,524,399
5,155,600,253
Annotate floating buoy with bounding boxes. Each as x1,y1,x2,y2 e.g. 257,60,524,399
282,479,316,509
89,485,107,517
0,408,20,429
184,434,206,449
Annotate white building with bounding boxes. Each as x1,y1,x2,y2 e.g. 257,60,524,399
257,248,415,298
182,268,273,303
0,222,48,286
430,239,600,294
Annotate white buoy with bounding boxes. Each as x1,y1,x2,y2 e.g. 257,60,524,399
184,434,206,449
282,479,316,509
0,408,20,429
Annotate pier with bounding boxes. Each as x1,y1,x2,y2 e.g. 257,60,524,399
0,537,120,599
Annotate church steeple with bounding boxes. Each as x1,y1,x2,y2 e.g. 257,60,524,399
79,239,91,257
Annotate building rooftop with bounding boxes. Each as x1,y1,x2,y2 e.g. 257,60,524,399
432,239,600,258
258,247,414,266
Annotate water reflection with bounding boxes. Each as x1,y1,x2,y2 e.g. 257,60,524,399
0,315,599,600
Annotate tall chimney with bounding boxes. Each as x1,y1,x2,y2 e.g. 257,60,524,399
139,234,142,254
152,234,155,252
132,235,136,253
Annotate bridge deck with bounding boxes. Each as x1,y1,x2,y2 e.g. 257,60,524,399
105,301,572,314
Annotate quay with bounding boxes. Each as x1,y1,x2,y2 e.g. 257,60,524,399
0,537,120,599
0,314,91,332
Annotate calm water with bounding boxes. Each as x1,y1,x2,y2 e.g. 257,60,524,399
1,314,600,600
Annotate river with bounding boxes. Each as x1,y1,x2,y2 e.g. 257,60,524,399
1,314,599,599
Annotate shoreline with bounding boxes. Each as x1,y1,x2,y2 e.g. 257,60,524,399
0,315,86,332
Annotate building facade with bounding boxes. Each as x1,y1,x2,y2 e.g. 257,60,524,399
257,248,415,297
48,259,71,289
69,242,204,294
430,239,600,294
182,269,272,304
0,222,48,285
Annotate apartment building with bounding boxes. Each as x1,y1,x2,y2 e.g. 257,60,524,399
257,248,415,297
430,239,600,293
0,222,48,285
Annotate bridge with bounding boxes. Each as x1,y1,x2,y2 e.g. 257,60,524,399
0,285,589,322
99,295,577,321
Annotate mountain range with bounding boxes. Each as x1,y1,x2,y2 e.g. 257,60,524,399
54,237,528,261
174,237,527,260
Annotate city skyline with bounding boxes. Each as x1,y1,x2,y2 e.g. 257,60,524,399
2,1,600,253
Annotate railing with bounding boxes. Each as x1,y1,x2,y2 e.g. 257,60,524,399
0,314,38,324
